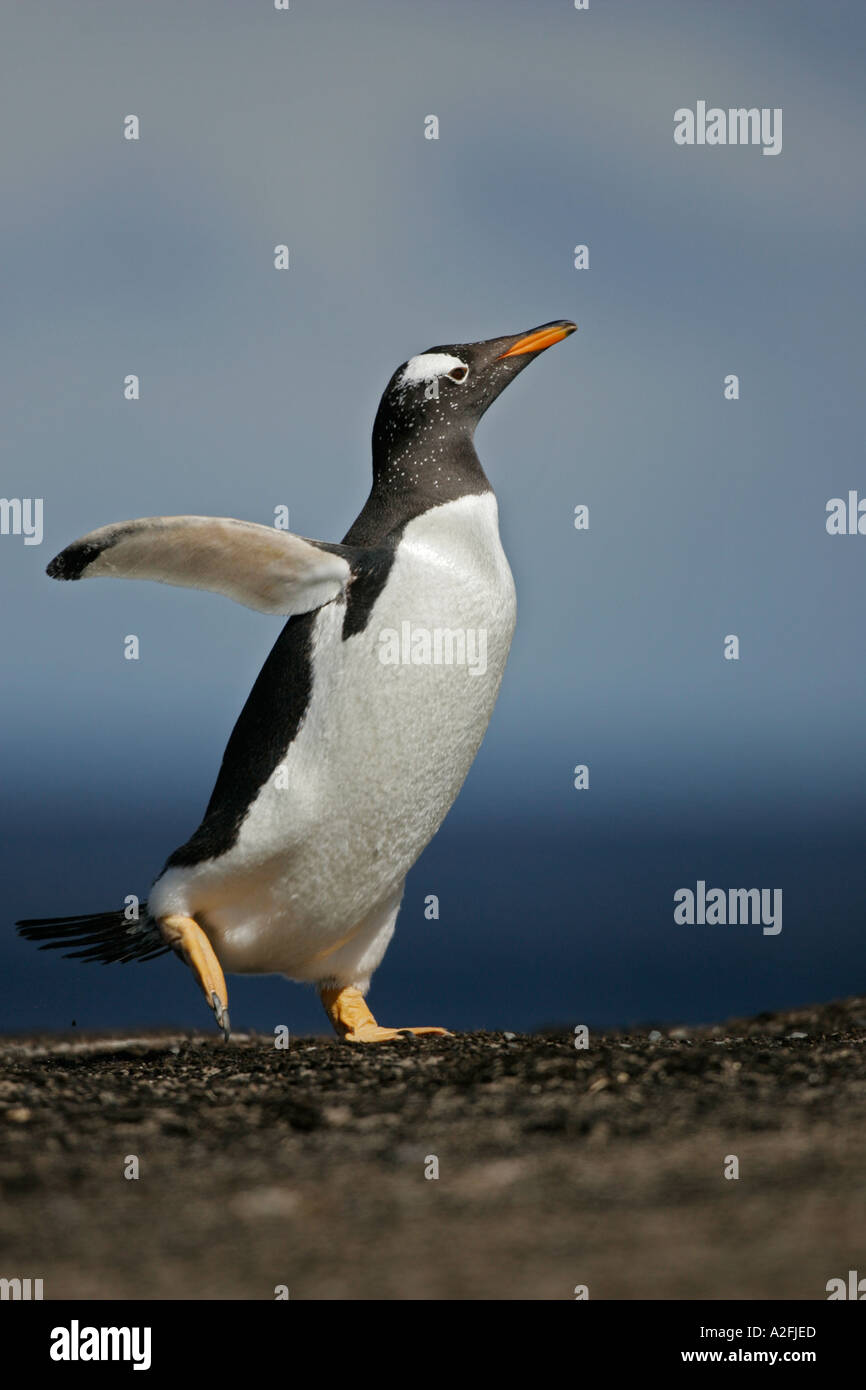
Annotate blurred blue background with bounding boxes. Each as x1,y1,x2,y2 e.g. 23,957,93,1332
2,0,864,1035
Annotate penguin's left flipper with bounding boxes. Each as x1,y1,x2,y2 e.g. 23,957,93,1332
159,914,231,1041
320,986,451,1044
46,514,360,617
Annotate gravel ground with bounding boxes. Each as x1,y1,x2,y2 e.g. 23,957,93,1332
2,997,865,1300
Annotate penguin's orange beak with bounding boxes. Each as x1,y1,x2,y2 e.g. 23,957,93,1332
497,321,577,359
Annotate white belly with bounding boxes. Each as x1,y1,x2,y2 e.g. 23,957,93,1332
150,492,516,977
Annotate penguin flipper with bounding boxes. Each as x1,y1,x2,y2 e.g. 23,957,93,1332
46,515,356,617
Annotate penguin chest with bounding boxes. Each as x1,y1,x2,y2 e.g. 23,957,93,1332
351,489,517,809
288,490,515,865
245,493,511,873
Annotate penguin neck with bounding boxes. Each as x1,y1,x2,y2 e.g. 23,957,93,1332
345,430,492,545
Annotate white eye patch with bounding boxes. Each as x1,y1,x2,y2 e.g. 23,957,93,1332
397,352,469,389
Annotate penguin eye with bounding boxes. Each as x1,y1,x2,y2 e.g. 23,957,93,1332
447,366,468,383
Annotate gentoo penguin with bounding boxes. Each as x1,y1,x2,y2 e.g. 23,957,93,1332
18,320,576,1041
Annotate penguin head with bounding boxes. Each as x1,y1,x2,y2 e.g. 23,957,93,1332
373,320,577,464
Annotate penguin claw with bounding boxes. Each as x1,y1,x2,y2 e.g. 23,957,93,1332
345,1025,451,1044
211,991,231,1042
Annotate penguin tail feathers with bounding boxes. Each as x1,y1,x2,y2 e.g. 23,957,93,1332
15,906,170,964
